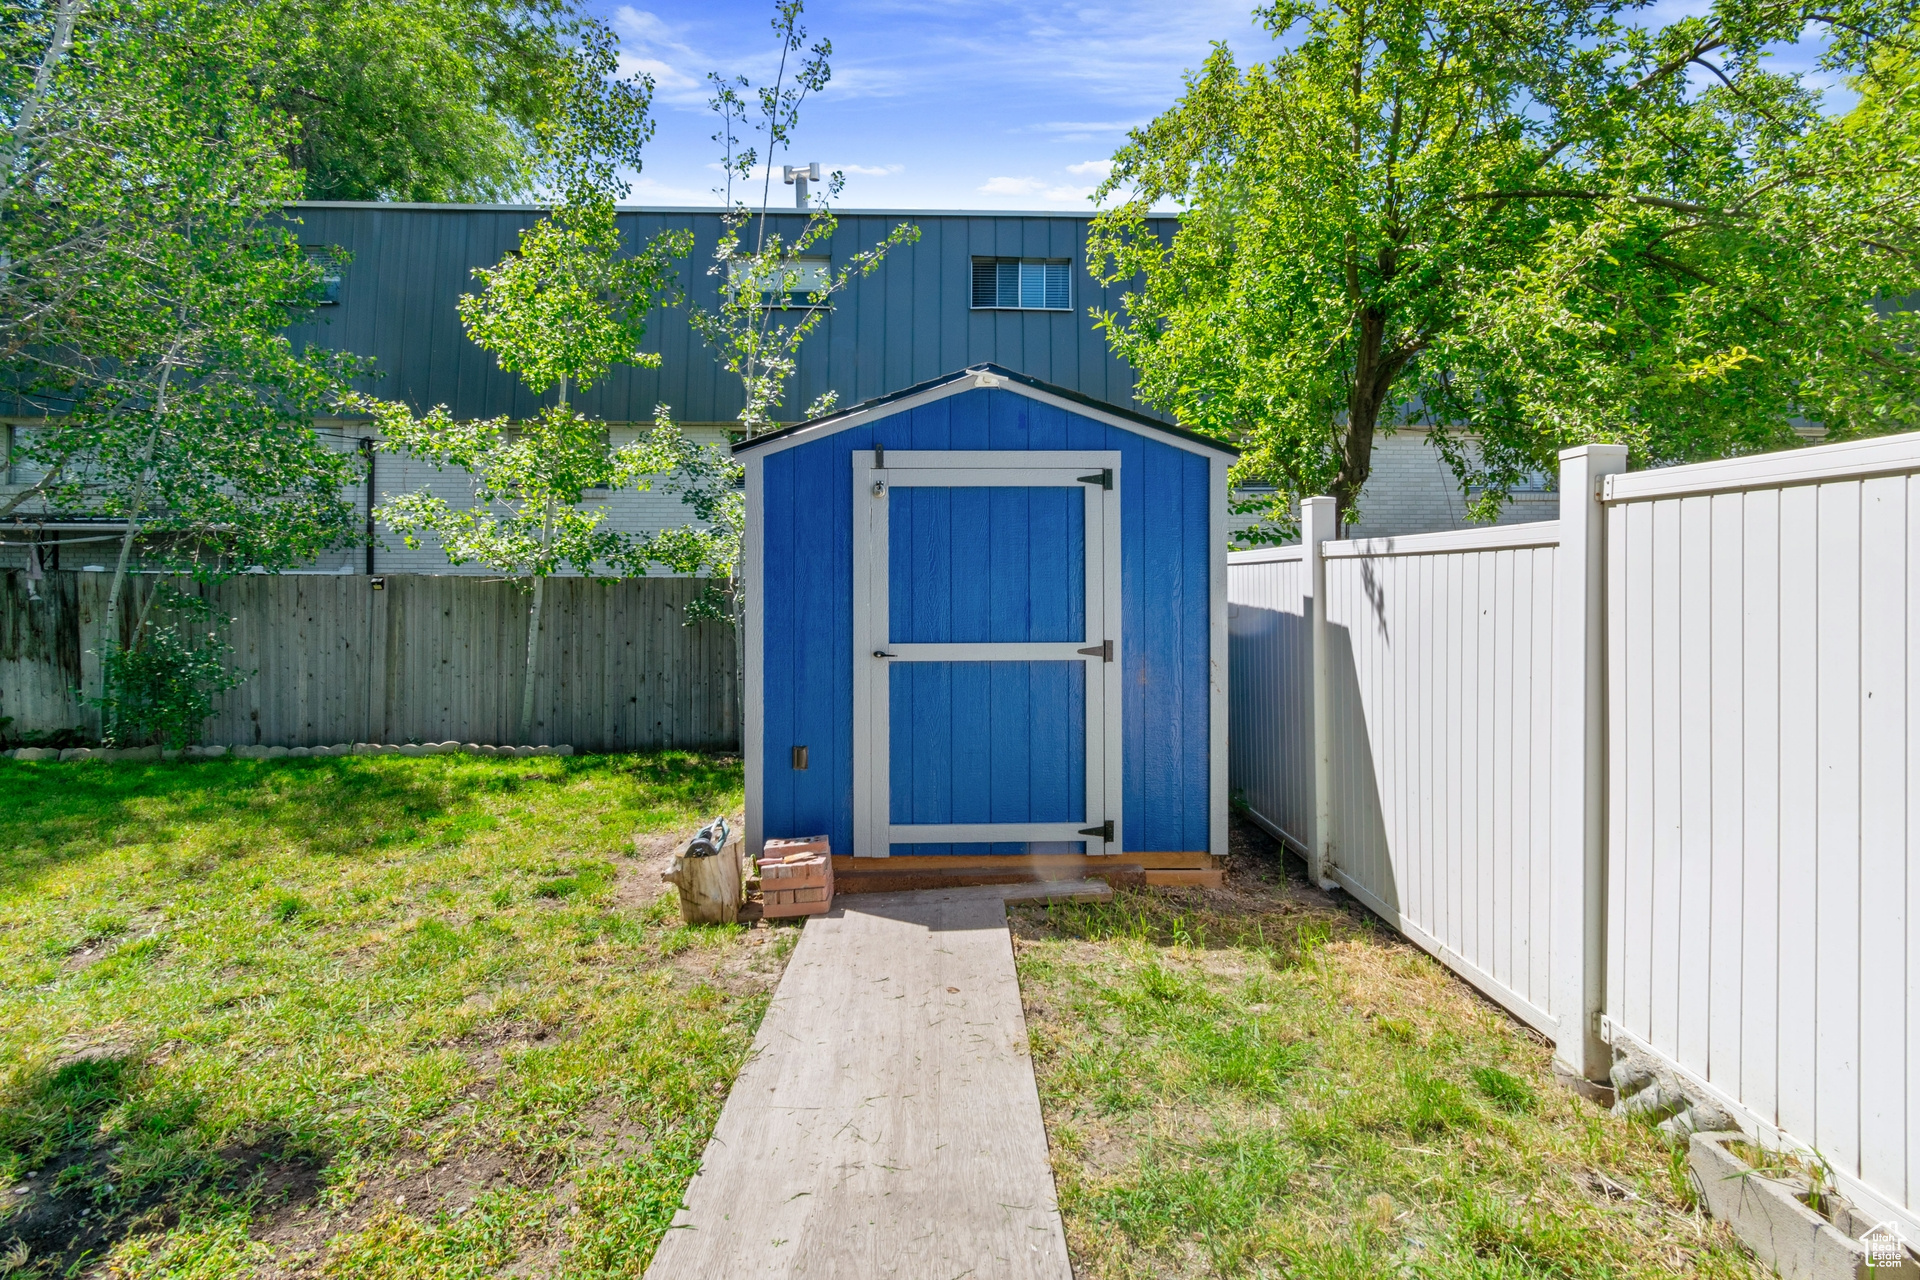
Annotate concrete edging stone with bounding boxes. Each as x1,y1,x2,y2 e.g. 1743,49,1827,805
7,742,574,762
1690,1131,1920,1279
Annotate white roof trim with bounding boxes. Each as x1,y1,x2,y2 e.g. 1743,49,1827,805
738,374,1235,462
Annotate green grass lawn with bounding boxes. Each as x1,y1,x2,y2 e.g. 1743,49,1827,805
0,752,773,1279
3,759,1761,1279
1011,822,1763,1280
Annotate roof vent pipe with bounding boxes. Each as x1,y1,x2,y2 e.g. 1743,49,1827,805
783,162,822,208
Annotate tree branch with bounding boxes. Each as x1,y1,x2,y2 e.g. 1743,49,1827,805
0,463,65,519
1637,249,1718,286
1452,188,1729,216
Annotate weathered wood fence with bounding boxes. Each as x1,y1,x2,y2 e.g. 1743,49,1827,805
0,571,738,752
1229,433,1920,1239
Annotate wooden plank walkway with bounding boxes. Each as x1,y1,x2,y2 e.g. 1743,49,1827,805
645,883,1109,1278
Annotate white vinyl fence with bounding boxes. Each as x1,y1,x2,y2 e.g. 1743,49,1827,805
1321,524,1562,1037
1603,435,1920,1237
1228,433,1920,1237
1227,545,1312,851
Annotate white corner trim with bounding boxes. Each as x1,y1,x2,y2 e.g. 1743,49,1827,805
742,452,765,860
1209,452,1229,861
850,453,887,857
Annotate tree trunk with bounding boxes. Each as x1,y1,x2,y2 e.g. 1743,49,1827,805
104,388,170,674
515,382,564,746
0,0,81,218
103,516,140,656
518,574,545,743
1332,305,1391,526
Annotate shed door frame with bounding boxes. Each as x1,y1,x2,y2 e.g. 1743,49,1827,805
852,450,1123,858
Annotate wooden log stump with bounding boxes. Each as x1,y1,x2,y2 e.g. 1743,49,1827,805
663,831,742,925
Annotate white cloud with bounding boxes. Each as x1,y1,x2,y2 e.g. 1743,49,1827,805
1066,159,1114,178
612,8,705,100
974,175,1098,204
979,176,1048,196
917,0,1272,107
816,64,912,100
626,174,724,206
840,163,905,177
1028,121,1143,135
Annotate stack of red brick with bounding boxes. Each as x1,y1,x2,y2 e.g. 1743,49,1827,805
759,835,833,918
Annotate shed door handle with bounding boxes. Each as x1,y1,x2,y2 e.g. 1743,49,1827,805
873,650,895,658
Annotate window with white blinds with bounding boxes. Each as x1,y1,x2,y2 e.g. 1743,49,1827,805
970,258,1071,310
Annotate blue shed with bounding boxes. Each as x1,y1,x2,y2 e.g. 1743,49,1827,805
738,364,1236,891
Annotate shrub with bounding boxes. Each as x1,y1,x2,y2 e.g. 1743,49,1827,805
84,586,247,749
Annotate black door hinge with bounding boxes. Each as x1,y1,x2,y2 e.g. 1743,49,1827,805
1076,639,1112,662
1077,468,1113,491
874,444,884,468
1078,820,1114,841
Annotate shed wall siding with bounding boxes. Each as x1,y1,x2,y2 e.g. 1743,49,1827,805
758,387,1213,856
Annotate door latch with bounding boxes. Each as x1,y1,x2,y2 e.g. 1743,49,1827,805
1076,468,1113,491
1078,820,1114,841
1076,639,1112,662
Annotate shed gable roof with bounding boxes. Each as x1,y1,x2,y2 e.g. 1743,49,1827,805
730,363,1238,460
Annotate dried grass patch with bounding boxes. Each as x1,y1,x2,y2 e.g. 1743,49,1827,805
1010,818,1761,1279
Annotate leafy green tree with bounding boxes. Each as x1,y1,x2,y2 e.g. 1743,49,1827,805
658,0,919,630
1432,5,1920,509
362,45,693,741
694,4,920,440
1090,0,1920,535
264,0,606,201
1,0,364,652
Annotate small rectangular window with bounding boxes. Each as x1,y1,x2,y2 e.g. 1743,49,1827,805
305,249,342,305
970,257,1071,310
730,257,831,308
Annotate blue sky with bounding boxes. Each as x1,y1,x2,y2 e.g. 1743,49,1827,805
589,0,1851,211
589,0,1279,209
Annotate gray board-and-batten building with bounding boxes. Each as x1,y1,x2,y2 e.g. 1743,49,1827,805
1,203,1549,575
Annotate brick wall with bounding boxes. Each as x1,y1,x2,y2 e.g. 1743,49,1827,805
351,422,734,577
1230,428,1558,545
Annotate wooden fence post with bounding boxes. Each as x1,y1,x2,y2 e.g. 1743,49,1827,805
1552,443,1628,1084
1303,495,1339,890
76,570,103,738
